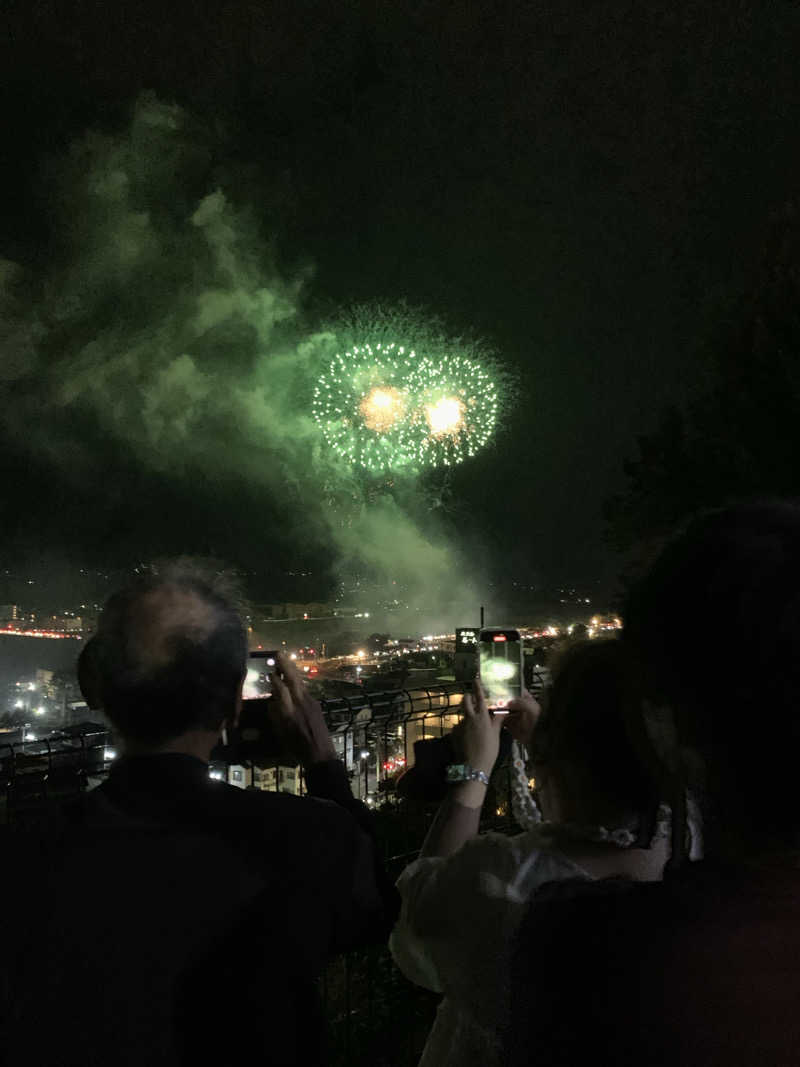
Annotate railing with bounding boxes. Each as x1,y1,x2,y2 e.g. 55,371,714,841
0,674,549,815
0,726,110,824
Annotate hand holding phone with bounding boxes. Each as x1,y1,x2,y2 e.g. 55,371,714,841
461,679,505,777
243,651,279,700
504,690,542,747
478,628,523,712
270,652,336,766
234,651,334,766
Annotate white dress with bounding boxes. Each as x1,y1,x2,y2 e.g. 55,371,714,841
389,831,592,1067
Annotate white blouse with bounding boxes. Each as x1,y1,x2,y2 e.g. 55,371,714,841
389,830,592,1067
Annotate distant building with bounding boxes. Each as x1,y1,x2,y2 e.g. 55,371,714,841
454,627,479,682
64,700,111,730
36,669,55,700
0,604,17,622
260,603,335,621
227,764,301,794
48,615,84,632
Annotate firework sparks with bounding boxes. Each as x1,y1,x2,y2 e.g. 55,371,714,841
360,386,406,432
425,396,465,437
313,341,498,472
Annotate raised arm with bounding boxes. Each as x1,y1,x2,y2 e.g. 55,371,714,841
419,680,505,859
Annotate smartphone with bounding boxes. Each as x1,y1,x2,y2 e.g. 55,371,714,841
242,650,279,700
478,628,523,712
229,651,292,763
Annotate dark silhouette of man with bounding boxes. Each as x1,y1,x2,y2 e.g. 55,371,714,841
2,563,397,1066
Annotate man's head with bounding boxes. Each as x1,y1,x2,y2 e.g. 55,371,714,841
83,561,248,752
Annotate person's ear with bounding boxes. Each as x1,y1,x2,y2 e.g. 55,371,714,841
220,677,244,740
77,637,103,709
232,675,244,729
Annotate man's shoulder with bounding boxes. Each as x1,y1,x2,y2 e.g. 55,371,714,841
216,779,356,825
96,772,357,825
201,782,365,883
182,779,366,857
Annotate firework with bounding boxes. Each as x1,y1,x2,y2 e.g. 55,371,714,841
360,386,406,432
425,396,465,437
313,341,498,472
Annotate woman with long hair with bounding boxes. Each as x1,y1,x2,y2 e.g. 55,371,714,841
391,637,695,1066
507,501,800,1066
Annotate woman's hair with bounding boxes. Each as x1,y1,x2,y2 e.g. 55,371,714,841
533,638,662,826
623,499,800,844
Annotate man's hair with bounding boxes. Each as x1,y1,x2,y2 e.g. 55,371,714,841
88,560,249,746
623,499,800,841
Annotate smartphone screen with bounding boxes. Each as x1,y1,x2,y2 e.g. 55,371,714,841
243,651,278,700
478,628,522,711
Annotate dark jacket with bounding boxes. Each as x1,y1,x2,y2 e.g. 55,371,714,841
507,863,800,1066
2,753,398,1067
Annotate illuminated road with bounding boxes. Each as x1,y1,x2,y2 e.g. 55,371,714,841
0,628,82,640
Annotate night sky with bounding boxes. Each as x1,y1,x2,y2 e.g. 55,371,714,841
2,1,799,598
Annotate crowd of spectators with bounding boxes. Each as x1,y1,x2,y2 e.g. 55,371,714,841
3,498,800,1065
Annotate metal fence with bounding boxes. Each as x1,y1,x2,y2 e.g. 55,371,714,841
0,678,536,815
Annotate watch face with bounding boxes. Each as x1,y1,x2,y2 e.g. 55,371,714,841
445,764,467,782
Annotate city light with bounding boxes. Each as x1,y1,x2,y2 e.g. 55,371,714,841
35,706,45,715
104,747,117,761
1,628,81,640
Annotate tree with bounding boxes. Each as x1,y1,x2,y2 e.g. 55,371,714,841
606,203,800,568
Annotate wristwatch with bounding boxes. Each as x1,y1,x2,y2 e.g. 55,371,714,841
445,763,490,786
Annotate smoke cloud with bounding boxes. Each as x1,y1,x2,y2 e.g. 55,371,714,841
0,94,485,627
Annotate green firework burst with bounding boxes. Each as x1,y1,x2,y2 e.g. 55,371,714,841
312,341,498,472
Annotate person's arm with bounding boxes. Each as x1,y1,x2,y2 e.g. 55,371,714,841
271,654,399,936
418,685,542,859
418,680,504,858
271,653,379,834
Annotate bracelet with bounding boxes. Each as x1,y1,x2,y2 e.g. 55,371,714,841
445,763,490,787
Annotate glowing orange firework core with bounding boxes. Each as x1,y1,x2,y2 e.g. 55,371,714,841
360,386,405,432
425,396,465,437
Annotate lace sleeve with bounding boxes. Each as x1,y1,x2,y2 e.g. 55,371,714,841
390,832,584,1004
